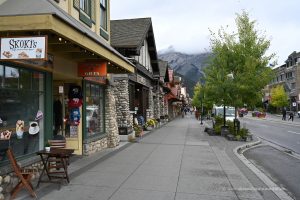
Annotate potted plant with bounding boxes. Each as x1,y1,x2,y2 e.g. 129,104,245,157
133,124,143,137
45,142,51,152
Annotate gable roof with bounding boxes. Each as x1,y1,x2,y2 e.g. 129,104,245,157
111,17,159,73
111,18,152,50
158,60,170,82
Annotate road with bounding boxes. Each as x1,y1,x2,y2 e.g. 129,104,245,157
240,113,300,200
240,113,300,154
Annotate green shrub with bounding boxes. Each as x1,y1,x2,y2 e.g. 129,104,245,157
235,135,241,141
239,128,249,138
214,116,223,126
227,121,234,134
214,125,221,135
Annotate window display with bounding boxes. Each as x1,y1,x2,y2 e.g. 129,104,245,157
85,82,104,137
0,64,44,161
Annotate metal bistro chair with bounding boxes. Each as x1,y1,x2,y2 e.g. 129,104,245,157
6,148,37,200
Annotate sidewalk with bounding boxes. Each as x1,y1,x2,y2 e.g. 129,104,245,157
20,115,281,200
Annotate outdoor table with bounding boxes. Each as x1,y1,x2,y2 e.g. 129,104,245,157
36,148,74,187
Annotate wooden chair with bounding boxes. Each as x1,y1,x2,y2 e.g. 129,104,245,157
6,148,37,200
48,139,66,149
47,139,69,170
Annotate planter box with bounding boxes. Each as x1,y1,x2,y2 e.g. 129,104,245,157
207,128,216,136
221,126,230,136
243,134,253,142
145,126,153,131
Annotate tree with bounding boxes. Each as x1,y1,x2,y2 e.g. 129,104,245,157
205,11,275,115
270,85,288,108
192,82,202,109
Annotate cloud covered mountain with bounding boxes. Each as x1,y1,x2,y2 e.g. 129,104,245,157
158,50,211,97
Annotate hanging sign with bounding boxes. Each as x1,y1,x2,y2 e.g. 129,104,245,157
1,36,47,60
78,62,107,77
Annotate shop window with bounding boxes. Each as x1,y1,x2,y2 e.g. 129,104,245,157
5,66,19,89
0,65,44,163
85,82,105,137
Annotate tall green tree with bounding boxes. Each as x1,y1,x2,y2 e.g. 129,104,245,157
192,82,202,109
205,11,275,112
270,85,288,108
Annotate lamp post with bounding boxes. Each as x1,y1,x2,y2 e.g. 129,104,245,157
221,72,234,134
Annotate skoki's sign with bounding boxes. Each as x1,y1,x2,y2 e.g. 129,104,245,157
1,36,47,60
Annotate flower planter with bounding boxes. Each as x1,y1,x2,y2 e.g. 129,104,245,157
145,126,153,131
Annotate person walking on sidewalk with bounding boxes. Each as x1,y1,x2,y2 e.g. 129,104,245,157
282,107,287,120
288,112,294,121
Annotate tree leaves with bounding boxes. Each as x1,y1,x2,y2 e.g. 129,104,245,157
204,11,275,108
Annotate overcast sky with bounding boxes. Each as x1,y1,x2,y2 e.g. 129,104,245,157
111,0,300,66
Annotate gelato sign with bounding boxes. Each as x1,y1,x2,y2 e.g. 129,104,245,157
1,36,47,60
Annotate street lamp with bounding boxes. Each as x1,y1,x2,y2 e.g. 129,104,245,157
221,72,234,134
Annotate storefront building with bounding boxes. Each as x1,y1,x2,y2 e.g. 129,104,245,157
110,18,160,136
165,69,182,119
0,0,134,184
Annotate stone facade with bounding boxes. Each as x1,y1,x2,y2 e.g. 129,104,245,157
146,88,154,121
0,162,43,199
160,96,165,118
105,85,120,148
112,76,132,130
83,137,108,156
164,99,169,117
153,94,161,120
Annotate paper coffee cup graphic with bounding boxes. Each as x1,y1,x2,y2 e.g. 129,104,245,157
36,48,42,58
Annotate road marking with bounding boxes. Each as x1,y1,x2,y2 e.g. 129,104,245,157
287,131,300,135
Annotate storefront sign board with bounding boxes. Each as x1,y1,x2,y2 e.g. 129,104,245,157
1,36,47,60
78,62,107,77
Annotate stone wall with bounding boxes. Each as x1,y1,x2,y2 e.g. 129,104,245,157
146,88,154,121
105,85,120,148
83,137,108,156
113,76,131,130
164,99,169,117
160,96,165,118
0,162,43,200
153,94,161,120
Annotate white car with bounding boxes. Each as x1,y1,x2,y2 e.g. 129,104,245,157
212,106,237,122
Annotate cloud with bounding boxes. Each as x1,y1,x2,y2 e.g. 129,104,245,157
111,0,300,66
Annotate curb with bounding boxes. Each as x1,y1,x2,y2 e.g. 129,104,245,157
234,140,294,200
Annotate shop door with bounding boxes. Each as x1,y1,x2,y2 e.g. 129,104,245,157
53,82,82,155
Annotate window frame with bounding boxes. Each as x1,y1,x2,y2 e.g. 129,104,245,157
0,64,45,165
100,0,107,31
84,81,106,139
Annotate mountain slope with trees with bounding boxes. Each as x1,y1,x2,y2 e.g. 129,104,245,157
158,48,211,97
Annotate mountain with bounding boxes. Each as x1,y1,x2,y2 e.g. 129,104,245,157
158,50,211,97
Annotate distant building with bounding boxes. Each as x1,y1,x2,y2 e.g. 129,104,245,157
265,51,300,111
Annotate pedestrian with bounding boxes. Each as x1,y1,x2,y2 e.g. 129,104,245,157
288,112,294,121
282,108,286,120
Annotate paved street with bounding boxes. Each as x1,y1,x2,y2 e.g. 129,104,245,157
245,145,300,200
239,114,300,200
20,115,286,200
241,113,300,154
